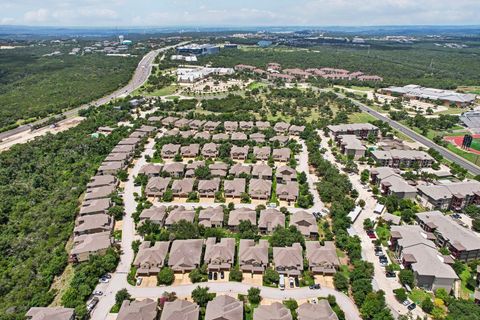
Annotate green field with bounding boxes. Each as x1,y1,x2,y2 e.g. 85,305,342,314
0,47,140,130
469,139,480,151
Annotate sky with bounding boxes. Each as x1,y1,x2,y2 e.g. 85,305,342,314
1,0,479,27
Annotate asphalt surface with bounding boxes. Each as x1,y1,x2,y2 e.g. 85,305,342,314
0,42,187,142
337,92,480,175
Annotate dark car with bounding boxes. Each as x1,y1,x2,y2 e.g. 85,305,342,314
314,284,321,289
386,271,396,278
294,277,299,287
220,271,225,279
208,272,213,280
213,272,218,280
407,303,416,310
309,285,315,289
102,274,112,279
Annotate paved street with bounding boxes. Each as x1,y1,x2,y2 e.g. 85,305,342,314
318,131,424,319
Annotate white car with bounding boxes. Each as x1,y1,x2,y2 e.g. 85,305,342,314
136,277,143,286
93,290,103,296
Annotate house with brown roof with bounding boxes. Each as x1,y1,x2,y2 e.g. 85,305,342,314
145,177,171,197
70,231,112,263
198,179,221,198
161,144,181,159
189,119,206,130
272,148,291,162
250,132,266,143
133,241,170,276
137,125,157,134
228,207,257,230
256,121,271,130
297,301,338,320
130,131,148,139
174,118,191,128
79,198,111,216
229,164,251,177
231,132,248,141
180,130,195,139
112,144,135,155
160,300,199,320
98,161,124,175
105,152,130,164
118,137,141,146
181,144,200,158
74,214,113,236
254,302,292,320
25,307,75,320
277,183,299,203
212,133,230,141
224,121,238,132
84,184,116,201
139,164,162,177
290,211,318,239
171,178,195,197
239,239,269,273
224,179,246,199
273,243,303,276
253,146,271,161
205,295,243,320
199,207,224,228
163,163,185,178
249,179,272,200
231,145,249,160
202,143,219,158
209,163,229,177
204,237,236,271
194,131,211,140
258,208,285,233
148,116,163,123
165,206,195,226
289,125,305,136
87,174,117,189
276,166,297,183
168,239,203,272
164,128,180,137
270,135,290,146
306,241,340,275
117,299,158,320
204,121,221,132
139,206,167,225
274,122,291,134
252,164,272,180
239,121,254,131
161,116,179,126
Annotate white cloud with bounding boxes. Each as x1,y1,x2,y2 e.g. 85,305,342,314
24,8,50,24
0,17,15,25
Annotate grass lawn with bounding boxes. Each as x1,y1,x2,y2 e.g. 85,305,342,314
248,82,268,90
446,143,480,164
348,112,377,123
144,85,178,97
458,86,480,95
375,225,391,246
437,107,465,115
350,86,374,92
408,288,431,304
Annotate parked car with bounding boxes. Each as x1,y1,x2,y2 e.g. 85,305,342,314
99,277,109,283
386,271,396,278
213,272,218,280
220,271,224,279
314,284,320,289
407,303,417,310
87,297,99,313
402,300,411,306
102,274,112,279
311,298,318,304
93,290,103,296
367,231,376,239
374,247,383,256
309,284,315,289
208,272,213,280
136,277,143,286
289,277,294,288
294,277,299,287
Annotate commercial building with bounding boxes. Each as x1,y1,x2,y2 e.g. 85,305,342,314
176,43,220,56
383,85,477,107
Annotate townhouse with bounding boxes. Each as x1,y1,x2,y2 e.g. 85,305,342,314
133,241,170,276
297,301,339,320
198,179,221,198
139,206,167,225
370,167,417,199
199,207,224,228
371,149,434,168
416,211,480,261
306,241,340,275
70,231,112,263
161,300,199,320
145,177,171,197
327,123,379,139
84,184,116,201
228,208,257,230
74,214,113,236
277,182,299,203
254,303,292,320
290,211,318,239
239,239,269,274
117,299,158,320
335,135,366,160
249,178,272,200
258,208,285,233
273,243,303,277
224,178,246,199
205,296,243,320
230,145,249,160
272,148,291,162
165,206,195,226
253,146,271,161
161,144,181,159
417,181,480,211
204,237,236,271
168,239,204,272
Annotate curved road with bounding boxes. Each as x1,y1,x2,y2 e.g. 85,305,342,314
0,42,187,142
338,92,480,175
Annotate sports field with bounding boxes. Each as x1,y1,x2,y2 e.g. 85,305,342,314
444,135,480,155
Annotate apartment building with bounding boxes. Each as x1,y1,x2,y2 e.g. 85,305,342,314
327,123,378,139
417,181,480,211
371,149,434,168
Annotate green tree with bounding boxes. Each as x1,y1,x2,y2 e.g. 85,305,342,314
421,297,434,313
229,267,243,282
398,269,415,288
264,268,280,285
191,286,215,307
157,267,175,285
247,287,261,304
117,169,129,182
393,288,407,302
162,189,173,202
115,288,131,307
333,272,349,291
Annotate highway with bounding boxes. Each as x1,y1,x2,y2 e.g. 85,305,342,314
336,92,480,175
0,42,187,142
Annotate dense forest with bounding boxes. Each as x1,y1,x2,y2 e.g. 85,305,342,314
0,47,140,130
0,106,130,320
196,44,480,89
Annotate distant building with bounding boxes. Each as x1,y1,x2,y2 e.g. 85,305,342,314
176,43,220,56
383,84,477,107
